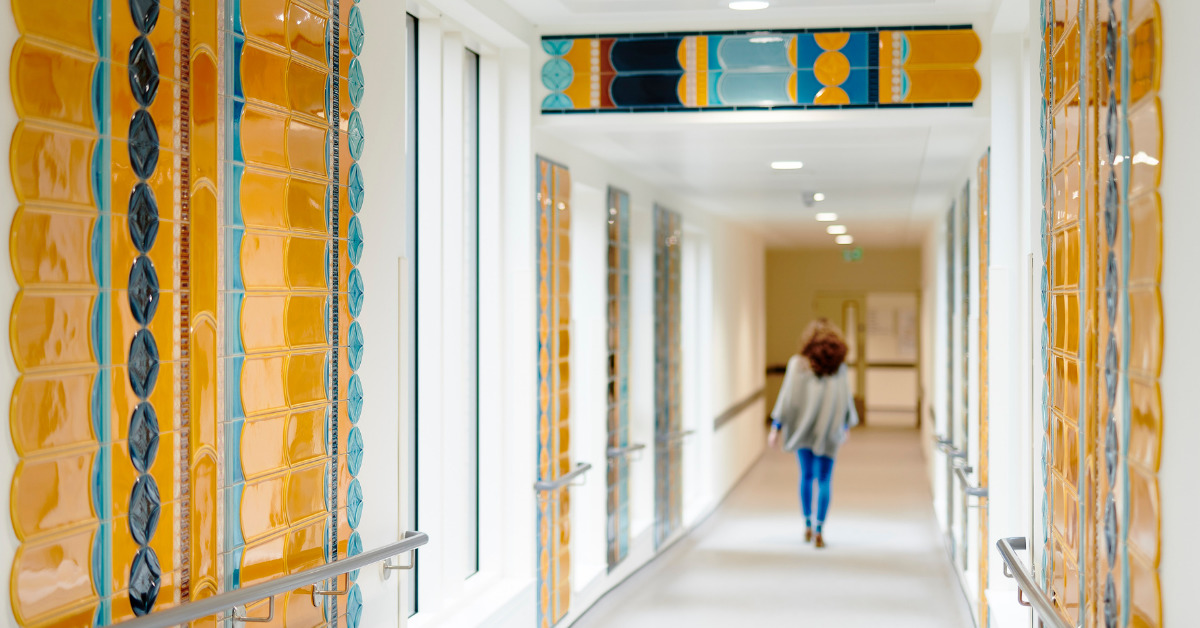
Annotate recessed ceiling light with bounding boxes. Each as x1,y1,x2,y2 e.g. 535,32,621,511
729,1,769,10
815,212,837,222
771,161,804,170
826,225,847,235
836,235,854,245
813,192,826,202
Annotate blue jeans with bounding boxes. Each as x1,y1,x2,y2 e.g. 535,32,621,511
797,448,835,529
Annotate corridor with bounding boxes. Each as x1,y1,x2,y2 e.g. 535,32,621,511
576,429,972,628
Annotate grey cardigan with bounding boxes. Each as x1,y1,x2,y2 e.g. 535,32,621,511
770,356,859,458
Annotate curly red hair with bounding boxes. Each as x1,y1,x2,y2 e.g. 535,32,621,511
801,327,848,377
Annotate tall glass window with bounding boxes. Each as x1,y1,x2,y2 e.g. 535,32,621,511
405,12,419,617
464,48,480,579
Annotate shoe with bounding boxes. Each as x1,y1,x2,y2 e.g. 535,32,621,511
804,528,813,543
814,533,825,549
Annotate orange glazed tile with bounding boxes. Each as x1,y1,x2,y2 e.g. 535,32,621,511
284,588,326,627
241,415,290,479
10,208,95,288
191,0,220,53
11,0,95,54
813,52,851,87
285,518,327,573
191,51,220,186
285,351,327,406
109,367,177,440
285,461,329,524
286,237,329,290
108,68,179,149
1129,15,1160,103
242,474,289,541
241,355,288,416
11,124,95,207
110,219,178,291
11,452,97,540
10,293,96,371
240,169,290,231
12,40,96,130
192,188,220,318
241,534,288,587
288,60,330,122
10,527,97,625
110,139,178,221
1129,288,1163,377
287,3,328,65
110,436,180,516
285,296,326,348
287,179,329,233
241,43,291,110
110,1,177,67
1128,469,1160,564
25,603,98,628
11,373,97,456
241,296,289,353
1129,553,1162,626
191,452,219,583
242,233,289,289
241,0,289,50
287,119,329,177
110,290,178,366
287,408,327,464
240,107,289,170
1128,379,1162,470
110,506,179,592
1127,97,1162,197
1129,192,1162,285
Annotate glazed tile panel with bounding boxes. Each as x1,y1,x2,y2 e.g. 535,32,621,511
1039,0,1162,626
540,26,980,113
7,0,369,625
536,158,572,628
605,187,631,570
976,149,990,628
653,206,682,549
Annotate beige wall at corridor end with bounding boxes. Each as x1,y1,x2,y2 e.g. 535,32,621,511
763,246,923,415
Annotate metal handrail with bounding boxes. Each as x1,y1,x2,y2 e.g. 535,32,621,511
997,537,1074,628
607,443,647,458
658,430,696,444
534,462,593,491
953,465,988,498
111,531,429,627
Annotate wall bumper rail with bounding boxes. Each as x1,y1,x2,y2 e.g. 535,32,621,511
109,531,429,626
953,464,988,498
534,462,593,491
996,536,1076,628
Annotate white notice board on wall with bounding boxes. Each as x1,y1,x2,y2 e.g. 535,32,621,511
864,293,919,427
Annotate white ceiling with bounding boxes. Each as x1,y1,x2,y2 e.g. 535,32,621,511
539,109,989,248
521,0,995,249
509,0,994,32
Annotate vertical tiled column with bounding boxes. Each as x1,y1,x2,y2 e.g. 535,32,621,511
8,1,109,624
535,158,572,628
110,0,182,619
653,205,682,549
976,149,990,628
1041,0,1088,622
219,0,349,623
188,0,221,610
605,187,631,570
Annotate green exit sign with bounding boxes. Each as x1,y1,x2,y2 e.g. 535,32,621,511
842,247,864,262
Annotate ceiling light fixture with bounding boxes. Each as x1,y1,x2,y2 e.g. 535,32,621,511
728,1,769,10
813,192,826,202
826,225,847,235
771,161,804,170
815,212,837,222
836,235,854,245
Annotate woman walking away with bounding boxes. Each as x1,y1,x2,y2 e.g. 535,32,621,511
768,320,859,548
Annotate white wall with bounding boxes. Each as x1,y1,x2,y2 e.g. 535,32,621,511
1157,0,1200,623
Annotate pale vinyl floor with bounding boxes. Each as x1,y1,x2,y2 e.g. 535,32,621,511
572,427,975,628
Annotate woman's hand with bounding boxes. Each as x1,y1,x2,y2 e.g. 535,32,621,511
767,427,779,448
